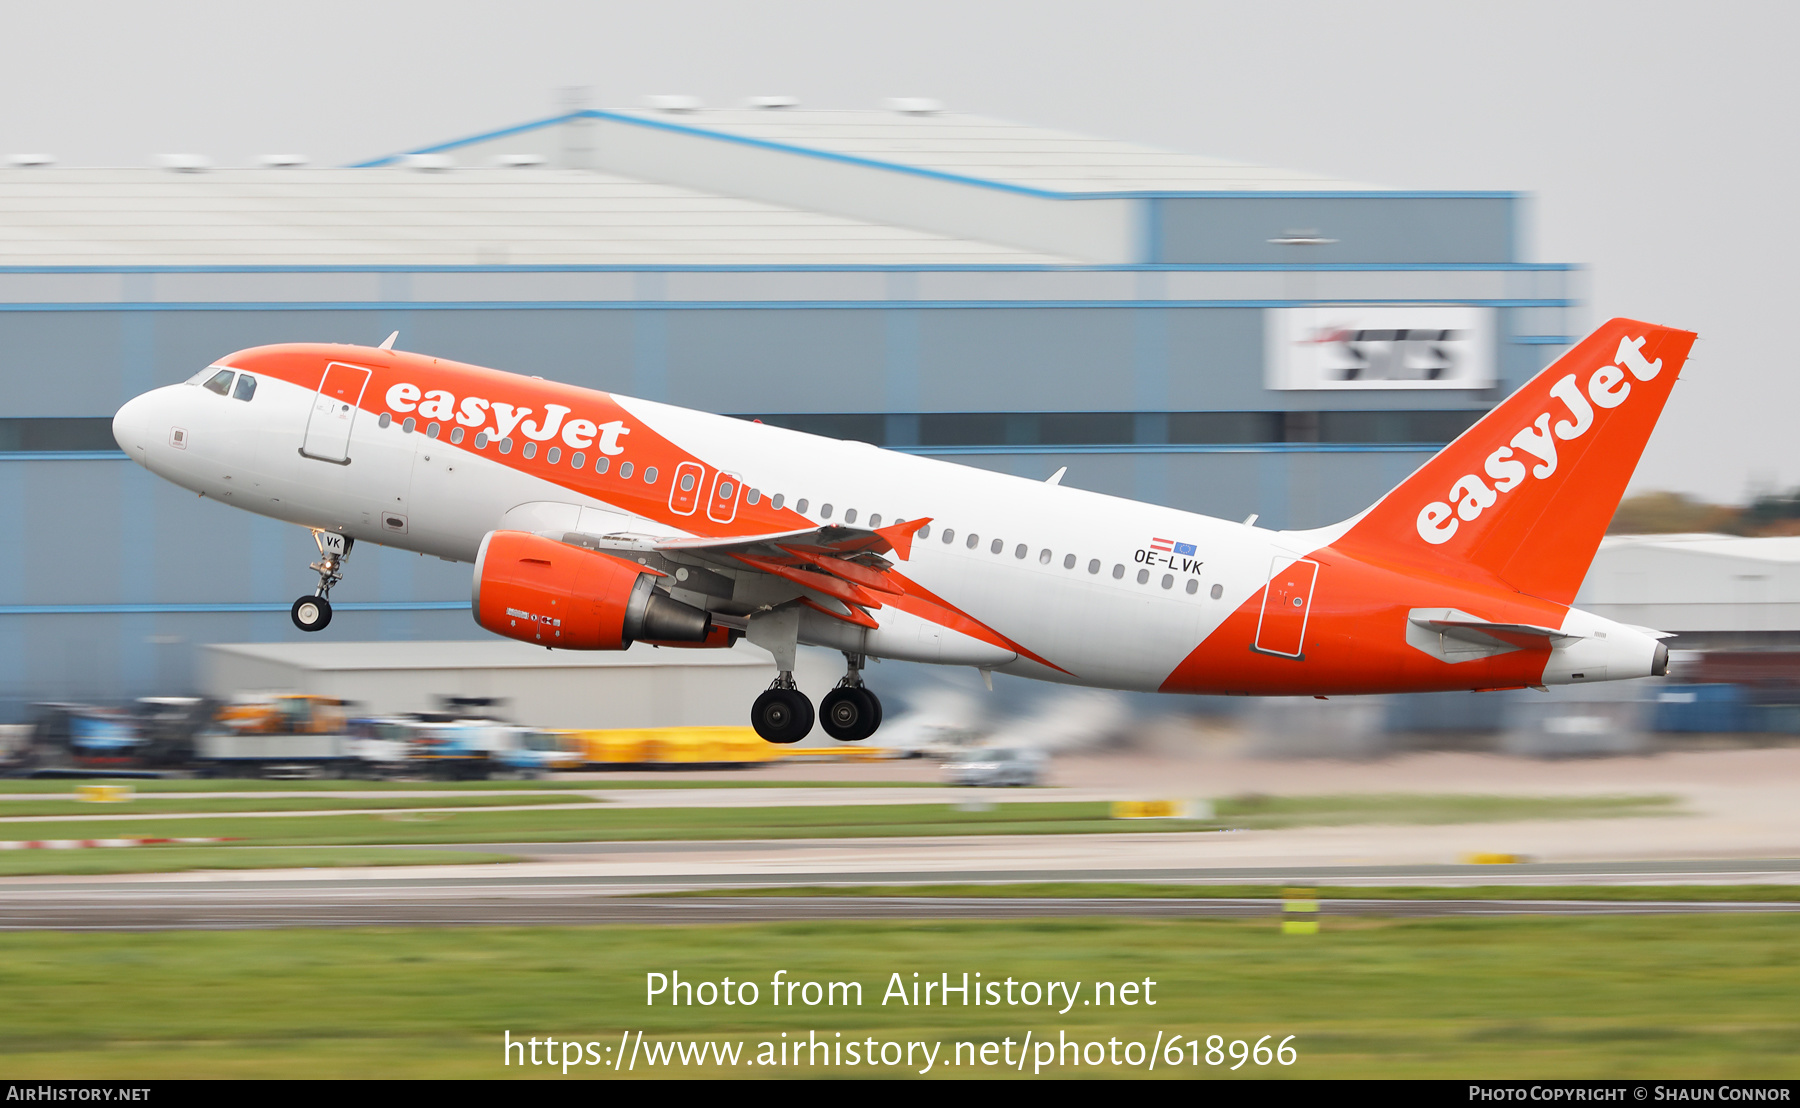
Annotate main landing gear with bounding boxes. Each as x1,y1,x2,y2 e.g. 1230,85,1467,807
744,609,884,745
291,529,352,633
747,654,885,745
820,652,881,743
751,674,813,745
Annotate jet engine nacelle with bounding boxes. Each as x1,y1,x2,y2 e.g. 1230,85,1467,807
472,530,710,649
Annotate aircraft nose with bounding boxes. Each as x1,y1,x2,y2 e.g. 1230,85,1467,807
112,391,154,454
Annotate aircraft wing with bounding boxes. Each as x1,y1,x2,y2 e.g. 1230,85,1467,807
554,518,933,629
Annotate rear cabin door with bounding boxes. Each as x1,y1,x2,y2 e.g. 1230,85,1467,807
1254,557,1318,658
301,362,370,464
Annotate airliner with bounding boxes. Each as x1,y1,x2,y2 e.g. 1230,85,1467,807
110,319,1694,744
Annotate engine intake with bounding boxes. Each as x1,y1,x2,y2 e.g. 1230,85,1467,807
472,530,710,649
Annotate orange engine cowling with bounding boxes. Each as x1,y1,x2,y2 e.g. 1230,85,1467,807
472,530,711,649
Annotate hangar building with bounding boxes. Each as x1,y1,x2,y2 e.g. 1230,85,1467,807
0,104,1576,715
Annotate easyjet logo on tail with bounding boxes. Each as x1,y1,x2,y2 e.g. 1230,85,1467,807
1415,336,1664,546
383,382,631,454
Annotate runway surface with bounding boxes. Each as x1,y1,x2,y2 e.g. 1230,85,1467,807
0,854,1795,930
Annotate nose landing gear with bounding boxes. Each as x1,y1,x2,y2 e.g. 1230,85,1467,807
291,529,352,633
820,652,882,742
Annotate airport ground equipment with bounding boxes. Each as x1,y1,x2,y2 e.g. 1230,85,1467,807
196,694,360,776
944,745,1046,787
579,726,778,769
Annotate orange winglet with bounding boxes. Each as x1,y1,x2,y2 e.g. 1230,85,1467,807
732,554,883,610
799,596,880,629
874,517,931,561
778,547,905,596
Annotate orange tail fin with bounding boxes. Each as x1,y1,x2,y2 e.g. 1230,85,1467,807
1335,318,1697,605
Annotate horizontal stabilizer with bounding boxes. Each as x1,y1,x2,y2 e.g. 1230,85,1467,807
1409,609,1582,650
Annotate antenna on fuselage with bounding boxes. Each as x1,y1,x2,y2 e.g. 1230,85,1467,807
378,331,399,351
1045,466,1066,486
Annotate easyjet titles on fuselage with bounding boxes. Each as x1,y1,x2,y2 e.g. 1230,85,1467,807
382,381,632,455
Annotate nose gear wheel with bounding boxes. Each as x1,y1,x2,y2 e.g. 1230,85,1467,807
290,595,333,632
291,529,352,633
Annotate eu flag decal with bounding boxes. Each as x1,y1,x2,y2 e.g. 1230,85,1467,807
1174,542,1196,556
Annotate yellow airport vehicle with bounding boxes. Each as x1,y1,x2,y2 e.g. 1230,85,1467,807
578,726,777,769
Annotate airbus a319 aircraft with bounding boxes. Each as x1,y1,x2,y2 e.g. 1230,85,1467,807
111,318,1694,744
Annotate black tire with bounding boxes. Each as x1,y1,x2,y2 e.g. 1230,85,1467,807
291,595,332,632
820,687,879,742
751,688,814,744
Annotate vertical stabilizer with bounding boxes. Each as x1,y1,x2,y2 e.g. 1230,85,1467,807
1335,318,1696,605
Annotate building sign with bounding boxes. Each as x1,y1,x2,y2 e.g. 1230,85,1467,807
1265,306,1495,390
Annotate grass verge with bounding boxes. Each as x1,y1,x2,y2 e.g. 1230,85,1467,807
0,794,1683,851
646,882,1800,902
0,794,587,818
0,778,606,793
0,846,516,878
0,916,1794,1078
0,777,933,794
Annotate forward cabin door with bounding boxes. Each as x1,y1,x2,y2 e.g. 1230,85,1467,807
301,362,371,464
1254,557,1318,658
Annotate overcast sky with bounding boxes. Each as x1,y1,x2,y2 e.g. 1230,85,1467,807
3,1,1793,501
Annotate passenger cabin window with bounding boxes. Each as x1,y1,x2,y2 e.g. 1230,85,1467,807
232,374,257,402
203,370,235,396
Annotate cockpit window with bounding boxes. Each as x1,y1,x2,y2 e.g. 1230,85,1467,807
202,369,235,396
232,374,257,401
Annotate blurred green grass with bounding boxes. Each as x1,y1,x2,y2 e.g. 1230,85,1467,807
0,777,933,794
0,794,1683,865
0,778,601,793
0,916,1793,1078
1211,792,1680,828
0,794,1680,853
0,794,584,818
0,846,517,878
649,882,1800,902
